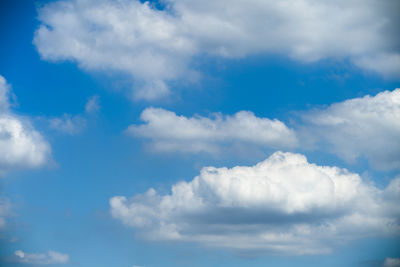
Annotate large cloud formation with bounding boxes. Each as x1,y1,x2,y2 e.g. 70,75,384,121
110,152,400,255
127,108,297,153
300,88,400,170
0,75,51,174
34,0,400,99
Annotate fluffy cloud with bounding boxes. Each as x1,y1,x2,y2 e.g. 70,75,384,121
13,250,69,265
128,89,400,171
110,152,400,255
127,108,297,153
0,75,51,173
300,88,400,170
34,0,400,99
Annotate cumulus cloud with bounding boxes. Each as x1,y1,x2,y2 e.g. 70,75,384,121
34,0,400,100
0,75,51,173
127,88,400,171
13,250,69,265
383,258,400,267
110,152,400,255
127,108,297,153
300,88,400,170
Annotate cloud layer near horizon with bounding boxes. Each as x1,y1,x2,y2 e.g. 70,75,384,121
34,0,400,99
110,151,400,255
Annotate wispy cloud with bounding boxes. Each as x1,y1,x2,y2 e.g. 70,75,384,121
13,250,69,265
383,258,400,267
85,95,100,114
0,197,10,229
47,95,100,135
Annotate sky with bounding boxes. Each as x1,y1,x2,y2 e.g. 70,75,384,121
0,0,399,266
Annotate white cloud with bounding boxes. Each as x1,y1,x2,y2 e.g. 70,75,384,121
127,108,297,154
129,88,400,170
384,258,400,267
13,250,69,265
34,0,400,99
0,76,11,112
300,88,400,170
49,114,86,135
48,94,100,134
110,151,400,255
85,95,100,114
0,75,51,173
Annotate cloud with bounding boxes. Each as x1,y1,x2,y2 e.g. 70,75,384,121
128,89,399,171
0,76,11,112
383,258,400,267
0,197,10,229
85,95,100,114
110,151,400,255
13,250,69,265
127,108,297,154
48,114,86,135
300,88,400,170
47,94,100,134
0,75,51,173
34,0,400,99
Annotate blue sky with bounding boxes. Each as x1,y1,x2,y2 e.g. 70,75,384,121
0,0,399,266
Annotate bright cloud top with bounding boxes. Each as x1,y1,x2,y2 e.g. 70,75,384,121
13,250,70,265
127,108,297,153
34,0,400,99
110,152,400,255
0,75,51,173
301,88,400,170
